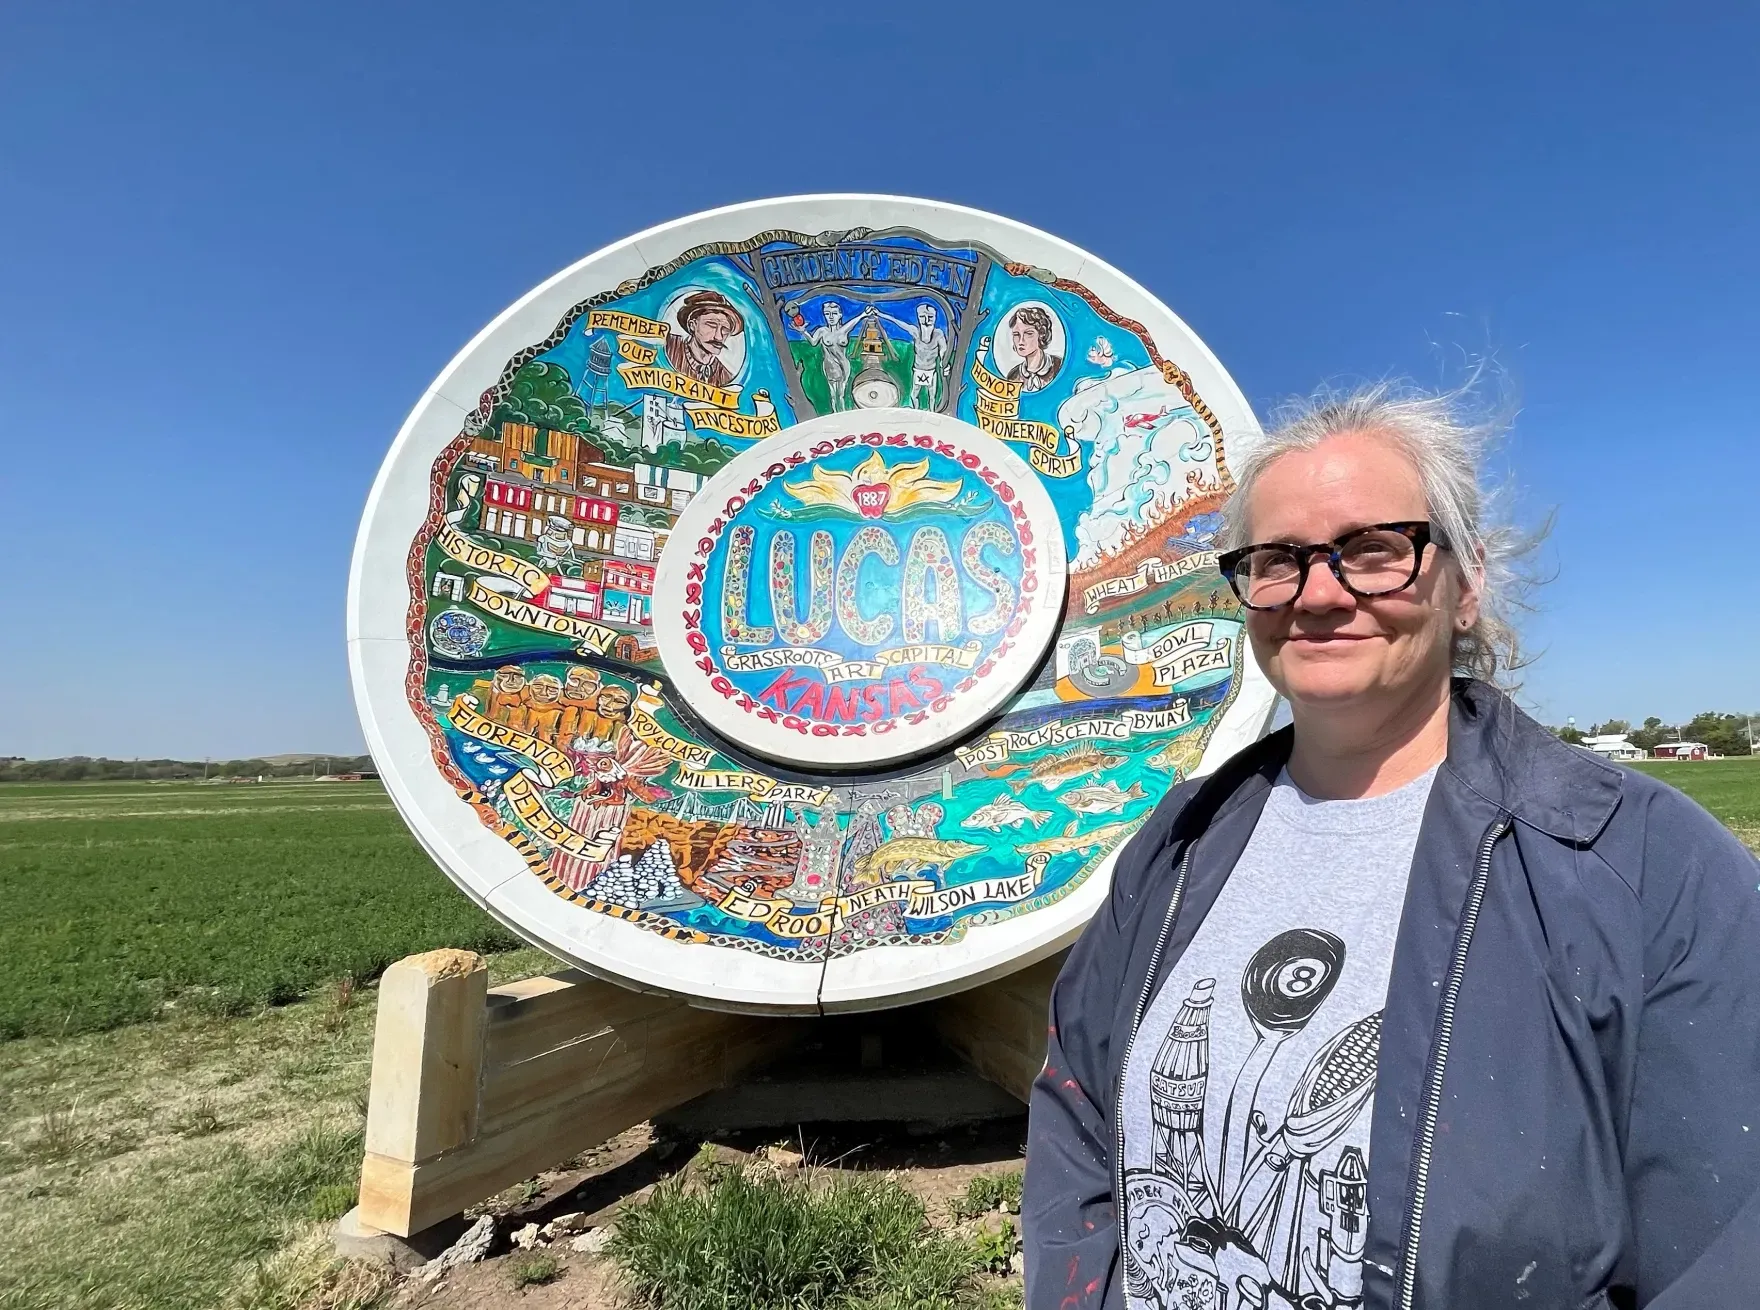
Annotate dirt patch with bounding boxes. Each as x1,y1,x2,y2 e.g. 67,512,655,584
386,1119,1028,1310
394,1254,623,1309
0,947,553,1310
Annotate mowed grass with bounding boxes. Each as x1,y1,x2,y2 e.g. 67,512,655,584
1626,758,1760,850
0,780,522,1039
0,947,551,1310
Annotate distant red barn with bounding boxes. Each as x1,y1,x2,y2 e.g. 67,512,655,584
1651,742,1709,761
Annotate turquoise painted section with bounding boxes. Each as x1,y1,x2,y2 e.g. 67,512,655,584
701,443,1026,728
406,221,1246,961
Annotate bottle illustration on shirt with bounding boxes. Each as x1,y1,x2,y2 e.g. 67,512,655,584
1315,1146,1370,1304
1148,977,1216,1213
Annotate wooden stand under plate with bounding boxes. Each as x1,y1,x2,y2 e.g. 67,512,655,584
354,948,1062,1238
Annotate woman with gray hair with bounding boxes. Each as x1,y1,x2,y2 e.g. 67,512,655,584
1024,383,1760,1310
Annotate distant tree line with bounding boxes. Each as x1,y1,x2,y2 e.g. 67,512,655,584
0,755,377,783
1551,712,1759,757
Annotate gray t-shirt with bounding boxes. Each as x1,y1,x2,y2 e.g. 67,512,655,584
1120,765,1437,1310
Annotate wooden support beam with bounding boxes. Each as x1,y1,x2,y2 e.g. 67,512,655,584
358,951,799,1237
928,950,1065,1104
355,947,1068,1238
364,949,487,1167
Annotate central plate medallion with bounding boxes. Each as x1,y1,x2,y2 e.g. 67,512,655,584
652,409,1067,769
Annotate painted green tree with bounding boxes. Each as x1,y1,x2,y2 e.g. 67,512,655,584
649,437,736,475
495,361,591,434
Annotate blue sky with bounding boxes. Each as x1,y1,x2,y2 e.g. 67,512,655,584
2,1,1755,758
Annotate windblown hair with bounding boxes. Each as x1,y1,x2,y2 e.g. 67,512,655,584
1221,381,1542,683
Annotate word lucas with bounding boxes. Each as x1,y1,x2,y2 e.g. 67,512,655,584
721,522,1023,650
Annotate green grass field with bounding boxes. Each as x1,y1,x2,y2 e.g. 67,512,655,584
0,780,520,1040
2,764,1754,1043
1626,758,1760,848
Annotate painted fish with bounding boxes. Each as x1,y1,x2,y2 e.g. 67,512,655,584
1060,780,1148,815
986,744,1124,792
1148,735,1204,782
854,837,985,882
961,797,1052,833
1019,818,1142,859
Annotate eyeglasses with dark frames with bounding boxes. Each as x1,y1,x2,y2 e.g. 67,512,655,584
1216,521,1452,611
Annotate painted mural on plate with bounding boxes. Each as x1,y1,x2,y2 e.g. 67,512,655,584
404,225,1244,962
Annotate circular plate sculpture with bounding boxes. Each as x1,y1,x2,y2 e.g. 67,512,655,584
652,410,1067,769
349,195,1277,1013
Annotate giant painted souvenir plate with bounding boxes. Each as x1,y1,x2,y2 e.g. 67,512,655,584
349,196,1278,1013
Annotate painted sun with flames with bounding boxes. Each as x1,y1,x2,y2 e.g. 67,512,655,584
782,453,967,520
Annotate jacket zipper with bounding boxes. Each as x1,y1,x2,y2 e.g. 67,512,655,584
1395,813,1510,1310
1114,842,1193,1296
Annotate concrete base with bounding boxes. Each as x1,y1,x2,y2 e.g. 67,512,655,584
332,1206,469,1271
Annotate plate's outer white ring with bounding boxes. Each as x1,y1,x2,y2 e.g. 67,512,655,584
348,194,1271,1014
650,408,1069,770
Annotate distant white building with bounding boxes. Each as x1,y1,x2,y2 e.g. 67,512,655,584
641,394,688,451
1579,734,1646,761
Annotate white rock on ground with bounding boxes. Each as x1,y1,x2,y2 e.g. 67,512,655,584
541,1211,589,1238
511,1221,543,1250
416,1214,496,1282
571,1228,614,1255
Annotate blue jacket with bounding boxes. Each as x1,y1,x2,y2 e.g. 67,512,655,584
1025,680,1760,1309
